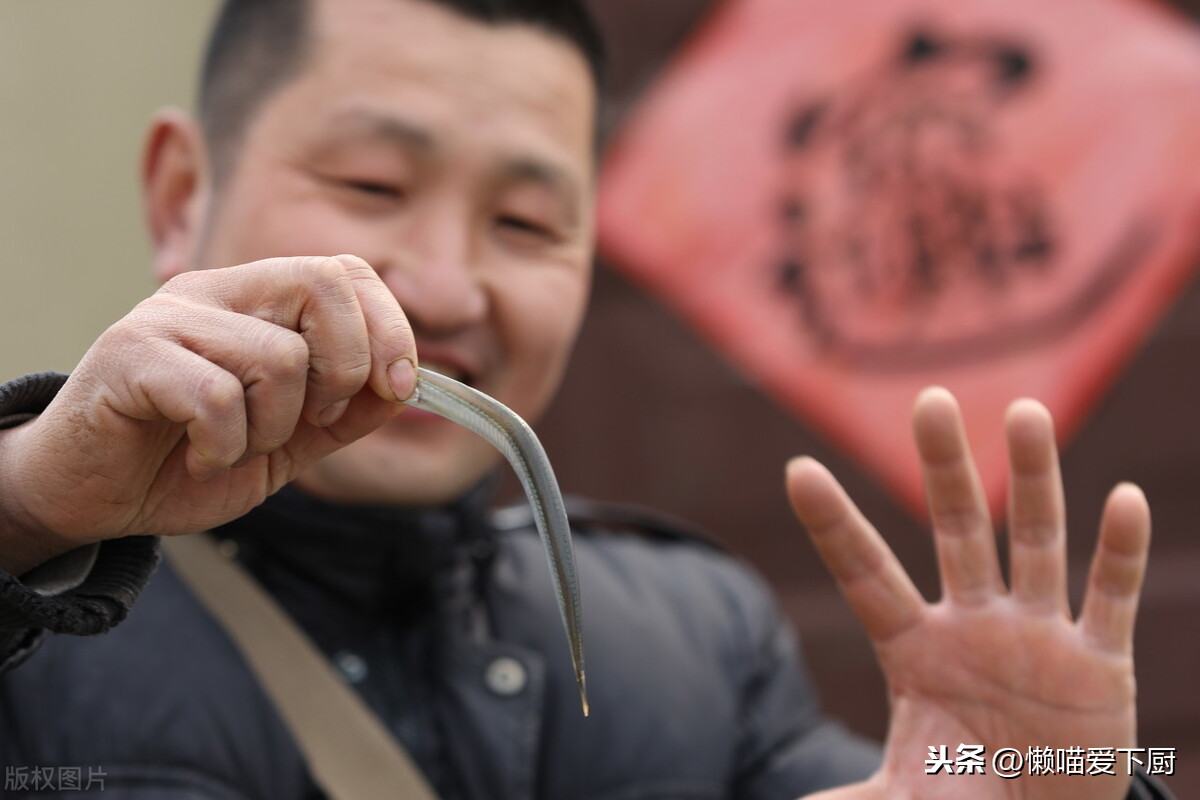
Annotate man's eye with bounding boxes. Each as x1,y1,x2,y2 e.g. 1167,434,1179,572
496,215,555,239
344,180,404,200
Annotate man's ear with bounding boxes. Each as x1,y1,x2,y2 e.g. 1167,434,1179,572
142,108,211,283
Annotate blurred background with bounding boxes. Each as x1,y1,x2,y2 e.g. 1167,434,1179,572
1,0,1196,792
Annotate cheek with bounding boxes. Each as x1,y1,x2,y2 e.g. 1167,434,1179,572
492,265,590,401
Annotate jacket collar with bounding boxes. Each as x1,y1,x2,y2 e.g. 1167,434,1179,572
212,480,497,629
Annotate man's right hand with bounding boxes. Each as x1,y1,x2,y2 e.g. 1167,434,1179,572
0,255,417,576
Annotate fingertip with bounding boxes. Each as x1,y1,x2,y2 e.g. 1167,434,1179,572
911,386,970,463
387,357,418,403
785,455,833,492
315,397,351,428
1112,481,1147,503
1004,398,1057,475
784,456,847,524
785,454,816,478
1007,396,1050,417
1005,396,1053,435
1108,481,1151,527
914,385,956,412
911,385,960,433
185,445,226,484
1099,482,1152,565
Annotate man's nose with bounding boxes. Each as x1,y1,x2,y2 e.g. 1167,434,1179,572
378,220,488,335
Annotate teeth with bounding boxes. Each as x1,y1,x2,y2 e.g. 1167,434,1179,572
420,361,465,383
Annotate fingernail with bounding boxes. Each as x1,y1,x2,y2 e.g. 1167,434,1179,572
388,357,417,402
317,398,350,427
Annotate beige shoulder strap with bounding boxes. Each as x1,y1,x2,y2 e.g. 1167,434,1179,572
163,534,439,800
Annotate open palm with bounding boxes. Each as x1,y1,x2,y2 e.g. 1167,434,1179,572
787,388,1149,800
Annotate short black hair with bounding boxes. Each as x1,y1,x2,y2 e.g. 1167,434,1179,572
198,0,605,179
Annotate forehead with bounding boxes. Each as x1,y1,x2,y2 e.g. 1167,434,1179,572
269,0,597,172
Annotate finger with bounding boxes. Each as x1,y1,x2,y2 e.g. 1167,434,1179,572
786,456,925,643
279,383,406,468
1079,483,1151,655
331,254,419,404
913,387,1005,604
163,256,416,423
138,301,312,461
291,256,375,425
117,344,248,482
1005,398,1069,615
161,257,368,425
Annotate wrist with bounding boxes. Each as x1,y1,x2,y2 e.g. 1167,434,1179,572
0,420,88,576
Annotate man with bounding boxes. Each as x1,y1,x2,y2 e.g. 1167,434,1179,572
0,0,1170,798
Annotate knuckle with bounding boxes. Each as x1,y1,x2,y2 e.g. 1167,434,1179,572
1010,518,1059,547
383,317,415,351
253,416,295,451
94,317,142,354
310,348,372,392
341,256,396,307
934,505,985,539
296,255,350,287
260,329,311,378
156,269,208,297
293,257,364,311
195,370,244,417
92,319,174,384
102,295,181,344
330,253,374,276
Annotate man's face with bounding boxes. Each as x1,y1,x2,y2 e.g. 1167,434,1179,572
190,0,597,506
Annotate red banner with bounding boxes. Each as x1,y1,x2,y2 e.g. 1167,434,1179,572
598,0,1200,517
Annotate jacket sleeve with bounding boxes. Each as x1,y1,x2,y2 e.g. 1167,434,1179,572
723,561,882,799
1129,768,1176,799
0,372,160,672
544,500,885,797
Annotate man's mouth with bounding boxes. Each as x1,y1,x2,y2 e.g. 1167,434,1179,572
419,360,470,386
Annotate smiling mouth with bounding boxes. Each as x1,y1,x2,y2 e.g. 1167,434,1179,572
419,360,470,386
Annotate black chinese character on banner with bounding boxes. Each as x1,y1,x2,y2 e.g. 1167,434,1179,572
772,26,1151,369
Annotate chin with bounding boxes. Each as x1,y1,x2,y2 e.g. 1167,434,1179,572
293,422,497,508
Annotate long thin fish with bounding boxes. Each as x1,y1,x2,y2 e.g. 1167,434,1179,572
403,367,588,716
